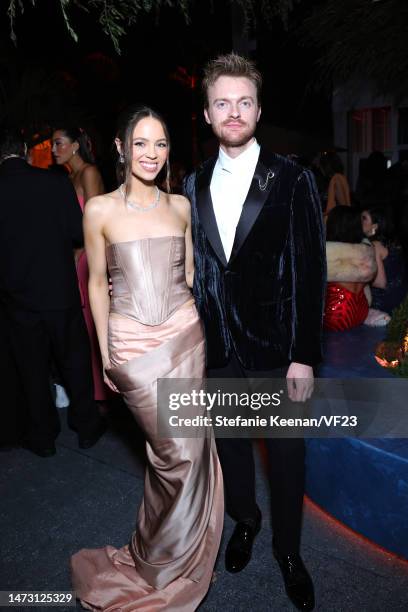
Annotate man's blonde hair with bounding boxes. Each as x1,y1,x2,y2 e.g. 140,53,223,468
202,52,262,108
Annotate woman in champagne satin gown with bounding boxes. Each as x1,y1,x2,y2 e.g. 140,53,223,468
70,107,223,611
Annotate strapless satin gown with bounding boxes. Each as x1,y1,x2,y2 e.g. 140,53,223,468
71,236,224,612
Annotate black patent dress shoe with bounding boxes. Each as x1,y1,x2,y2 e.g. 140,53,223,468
225,507,262,573
78,422,106,449
21,441,56,458
273,543,315,611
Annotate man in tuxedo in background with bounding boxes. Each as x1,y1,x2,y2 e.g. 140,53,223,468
184,54,326,610
0,127,105,457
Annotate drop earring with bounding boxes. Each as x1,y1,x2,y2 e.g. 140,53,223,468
119,153,125,164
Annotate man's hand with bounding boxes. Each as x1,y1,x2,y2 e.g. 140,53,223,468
286,362,314,402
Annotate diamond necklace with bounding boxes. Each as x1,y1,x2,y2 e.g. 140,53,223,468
119,184,160,212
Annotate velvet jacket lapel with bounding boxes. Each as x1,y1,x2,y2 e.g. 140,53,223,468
229,148,278,263
195,155,228,267
195,147,280,267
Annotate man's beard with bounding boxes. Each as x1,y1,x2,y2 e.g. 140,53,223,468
217,122,255,149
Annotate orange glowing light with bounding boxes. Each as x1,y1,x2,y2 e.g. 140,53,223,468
29,138,52,169
305,496,408,566
374,356,399,368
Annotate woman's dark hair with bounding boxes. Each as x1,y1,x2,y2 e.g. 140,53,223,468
326,206,364,243
363,205,395,245
115,105,171,194
320,152,344,177
0,126,26,159
53,127,95,164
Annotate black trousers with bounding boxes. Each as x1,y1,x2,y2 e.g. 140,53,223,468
5,306,101,447
208,351,305,555
0,306,26,446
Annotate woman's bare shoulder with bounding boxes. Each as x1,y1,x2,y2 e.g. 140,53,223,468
168,192,190,206
168,193,191,223
84,190,120,217
168,193,190,212
81,163,98,176
76,163,98,184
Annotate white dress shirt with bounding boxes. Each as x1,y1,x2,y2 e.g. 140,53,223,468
210,139,260,261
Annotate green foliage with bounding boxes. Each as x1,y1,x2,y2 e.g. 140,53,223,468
385,294,408,377
395,358,408,379
90,0,192,53
393,357,408,377
7,0,34,44
6,0,190,53
6,0,298,54
301,0,408,98
235,0,297,28
386,294,408,343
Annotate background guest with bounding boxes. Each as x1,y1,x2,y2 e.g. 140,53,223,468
361,206,408,315
355,151,389,209
320,151,351,219
387,151,408,261
324,207,388,331
52,127,111,409
0,126,105,457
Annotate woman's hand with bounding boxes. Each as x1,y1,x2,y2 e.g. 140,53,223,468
102,358,119,392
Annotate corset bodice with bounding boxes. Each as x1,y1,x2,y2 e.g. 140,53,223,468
106,236,192,325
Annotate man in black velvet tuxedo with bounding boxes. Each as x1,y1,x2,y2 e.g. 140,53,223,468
184,54,326,610
0,127,105,457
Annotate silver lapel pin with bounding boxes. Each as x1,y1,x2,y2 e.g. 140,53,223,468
258,170,275,191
